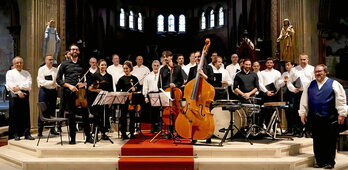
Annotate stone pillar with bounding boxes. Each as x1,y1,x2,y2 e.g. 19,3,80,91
17,0,65,128
270,0,278,59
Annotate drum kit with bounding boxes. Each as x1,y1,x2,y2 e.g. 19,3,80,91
212,99,289,145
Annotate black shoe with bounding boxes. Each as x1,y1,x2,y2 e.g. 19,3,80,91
206,138,212,143
38,133,43,137
14,135,20,141
130,135,135,139
101,134,109,140
25,135,35,140
50,130,60,135
323,164,334,169
85,137,94,143
69,140,76,144
313,164,324,168
122,134,129,140
191,140,197,144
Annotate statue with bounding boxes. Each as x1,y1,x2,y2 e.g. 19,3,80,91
43,19,60,64
277,19,295,63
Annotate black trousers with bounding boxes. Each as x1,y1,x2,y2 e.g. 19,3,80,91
91,105,110,134
311,114,339,166
63,89,91,141
120,100,135,135
8,91,31,139
38,88,57,134
290,91,307,133
258,92,278,127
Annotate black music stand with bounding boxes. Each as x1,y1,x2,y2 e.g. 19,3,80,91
130,92,147,139
219,105,253,146
91,92,128,147
148,91,171,143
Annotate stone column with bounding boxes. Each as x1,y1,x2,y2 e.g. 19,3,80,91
17,0,65,129
270,0,278,59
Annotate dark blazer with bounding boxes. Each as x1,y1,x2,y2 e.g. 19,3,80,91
158,64,184,89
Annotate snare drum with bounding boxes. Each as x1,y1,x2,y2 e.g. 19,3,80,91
213,106,247,139
241,104,261,117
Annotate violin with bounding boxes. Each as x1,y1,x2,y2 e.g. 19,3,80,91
128,79,141,111
175,38,215,140
75,71,89,108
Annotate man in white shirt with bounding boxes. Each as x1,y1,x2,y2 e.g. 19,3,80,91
107,54,123,92
183,52,196,76
6,56,34,140
226,54,241,99
211,56,232,100
143,60,161,132
37,55,59,136
287,53,315,136
258,58,282,127
132,55,150,90
299,64,347,169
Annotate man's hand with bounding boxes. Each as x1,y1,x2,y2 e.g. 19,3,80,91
242,92,251,99
338,115,346,125
221,80,228,85
169,83,176,88
68,84,78,92
145,97,149,103
293,88,300,93
12,86,21,92
77,82,87,89
18,91,26,98
300,115,307,125
266,91,274,96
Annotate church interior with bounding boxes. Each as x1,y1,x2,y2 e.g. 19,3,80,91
0,0,348,169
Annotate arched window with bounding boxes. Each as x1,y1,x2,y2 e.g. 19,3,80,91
157,14,164,32
129,11,134,29
201,12,206,30
178,14,185,32
138,13,143,31
210,10,215,28
120,8,125,27
168,14,175,32
218,7,224,26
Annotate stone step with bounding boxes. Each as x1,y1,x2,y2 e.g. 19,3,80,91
196,154,314,170
0,157,21,170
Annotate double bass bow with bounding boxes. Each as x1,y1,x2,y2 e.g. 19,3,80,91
175,38,215,140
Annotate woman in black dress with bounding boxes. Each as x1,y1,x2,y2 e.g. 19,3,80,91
116,61,140,139
88,59,113,140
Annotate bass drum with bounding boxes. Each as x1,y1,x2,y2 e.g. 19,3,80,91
213,106,247,139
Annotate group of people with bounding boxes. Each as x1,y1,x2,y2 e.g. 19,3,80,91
5,43,347,169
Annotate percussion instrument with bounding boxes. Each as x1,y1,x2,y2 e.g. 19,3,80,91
241,104,261,117
213,105,247,139
212,99,240,106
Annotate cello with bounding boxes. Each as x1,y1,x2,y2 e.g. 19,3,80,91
162,61,183,126
175,38,215,140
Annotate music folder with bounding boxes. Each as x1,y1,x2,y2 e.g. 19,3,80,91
44,75,53,80
265,83,276,92
212,73,222,87
293,77,302,88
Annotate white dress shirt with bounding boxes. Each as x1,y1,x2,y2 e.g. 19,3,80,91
37,65,57,89
132,65,150,85
299,77,347,117
107,64,123,92
212,65,232,86
226,63,240,86
183,63,196,76
6,69,32,91
142,71,160,96
89,67,97,74
287,64,315,92
259,68,281,93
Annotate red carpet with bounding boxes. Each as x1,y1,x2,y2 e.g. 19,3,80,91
119,125,194,170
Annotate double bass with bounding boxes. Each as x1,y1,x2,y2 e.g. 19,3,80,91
175,38,215,140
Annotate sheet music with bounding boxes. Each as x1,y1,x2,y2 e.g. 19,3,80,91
148,91,171,107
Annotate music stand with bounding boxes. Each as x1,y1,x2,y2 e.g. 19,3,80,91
91,92,128,147
148,91,171,143
129,92,147,139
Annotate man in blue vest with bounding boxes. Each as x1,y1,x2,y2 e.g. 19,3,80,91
299,64,347,169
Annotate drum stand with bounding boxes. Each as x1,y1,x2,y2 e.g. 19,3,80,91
245,110,275,140
219,105,253,146
265,105,293,140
